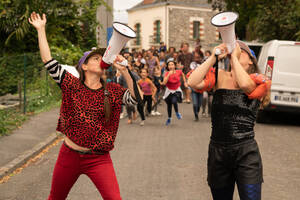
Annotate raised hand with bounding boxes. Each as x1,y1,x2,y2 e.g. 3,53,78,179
28,12,52,63
231,42,241,59
212,43,228,60
28,12,47,30
113,55,128,72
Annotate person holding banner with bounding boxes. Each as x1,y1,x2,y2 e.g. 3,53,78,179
29,12,140,200
188,41,271,200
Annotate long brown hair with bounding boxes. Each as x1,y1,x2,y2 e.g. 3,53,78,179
76,56,111,121
247,56,259,74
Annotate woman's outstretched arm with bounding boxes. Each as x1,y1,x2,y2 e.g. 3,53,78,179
28,12,52,63
29,12,68,87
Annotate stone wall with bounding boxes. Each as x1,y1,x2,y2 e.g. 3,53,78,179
168,8,220,51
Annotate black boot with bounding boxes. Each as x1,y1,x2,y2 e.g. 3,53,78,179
194,114,199,121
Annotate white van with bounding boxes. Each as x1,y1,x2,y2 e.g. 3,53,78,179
256,40,300,122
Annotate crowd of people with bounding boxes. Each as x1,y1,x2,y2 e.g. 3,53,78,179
110,41,214,126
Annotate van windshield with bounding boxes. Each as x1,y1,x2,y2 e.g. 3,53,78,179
257,42,271,72
276,45,300,74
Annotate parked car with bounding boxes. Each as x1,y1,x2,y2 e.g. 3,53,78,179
256,40,300,122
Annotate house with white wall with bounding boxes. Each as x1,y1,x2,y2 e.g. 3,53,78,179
127,0,220,51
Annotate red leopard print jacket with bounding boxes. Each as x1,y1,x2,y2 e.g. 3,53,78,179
45,59,135,152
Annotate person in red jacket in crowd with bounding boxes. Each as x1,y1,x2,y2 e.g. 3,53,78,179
162,59,188,125
188,41,271,200
29,12,141,200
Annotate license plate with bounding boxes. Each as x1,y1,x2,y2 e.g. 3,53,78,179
274,95,299,103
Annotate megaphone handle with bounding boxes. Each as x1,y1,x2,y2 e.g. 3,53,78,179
215,48,221,56
117,59,128,67
111,55,128,67
213,54,219,87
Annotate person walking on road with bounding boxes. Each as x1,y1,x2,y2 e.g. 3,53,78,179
201,50,214,117
137,68,157,126
152,65,163,116
201,91,213,117
146,50,160,79
29,12,140,200
118,63,140,124
188,41,271,200
187,51,205,121
162,60,188,126
177,42,193,103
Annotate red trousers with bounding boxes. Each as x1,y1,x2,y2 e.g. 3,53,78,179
48,143,122,200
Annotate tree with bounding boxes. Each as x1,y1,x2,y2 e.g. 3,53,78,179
0,0,110,95
208,0,260,41
207,0,300,42
255,0,300,42
0,0,108,56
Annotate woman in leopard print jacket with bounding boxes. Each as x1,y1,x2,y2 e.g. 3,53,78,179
29,12,141,200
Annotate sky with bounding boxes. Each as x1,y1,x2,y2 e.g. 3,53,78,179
113,0,143,23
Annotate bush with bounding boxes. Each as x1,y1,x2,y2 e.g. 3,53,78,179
0,108,27,136
0,52,42,96
0,76,61,136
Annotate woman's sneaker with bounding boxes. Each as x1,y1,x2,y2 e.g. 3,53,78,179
176,112,182,120
155,111,161,116
140,120,145,126
151,111,156,116
165,118,171,126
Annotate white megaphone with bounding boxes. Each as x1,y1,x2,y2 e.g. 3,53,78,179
100,22,136,69
211,11,239,54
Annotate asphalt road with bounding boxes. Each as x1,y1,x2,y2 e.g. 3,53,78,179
0,103,300,200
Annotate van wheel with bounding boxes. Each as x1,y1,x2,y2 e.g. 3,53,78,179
256,110,271,123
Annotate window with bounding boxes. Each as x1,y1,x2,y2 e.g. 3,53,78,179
154,20,161,43
190,17,204,40
193,21,200,40
135,23,141,45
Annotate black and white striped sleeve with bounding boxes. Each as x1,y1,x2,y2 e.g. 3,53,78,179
122,89,138,106
44,59,65,86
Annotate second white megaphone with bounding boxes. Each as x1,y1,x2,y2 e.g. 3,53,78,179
211,11,239,53
100,22,136,69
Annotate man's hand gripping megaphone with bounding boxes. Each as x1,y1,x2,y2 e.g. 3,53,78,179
213,43,228,59
113,55,128,71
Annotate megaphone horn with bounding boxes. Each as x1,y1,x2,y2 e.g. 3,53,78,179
211,11,239,54
100,22,136,69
